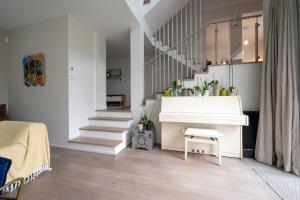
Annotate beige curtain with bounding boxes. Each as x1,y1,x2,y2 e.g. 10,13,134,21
256,0,300,176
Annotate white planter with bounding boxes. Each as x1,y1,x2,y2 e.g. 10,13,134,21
203,90,210,97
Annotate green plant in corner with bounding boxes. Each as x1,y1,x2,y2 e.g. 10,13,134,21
140,103,154,131
142,115,154,131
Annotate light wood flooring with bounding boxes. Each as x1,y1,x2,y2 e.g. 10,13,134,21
17,147,279,200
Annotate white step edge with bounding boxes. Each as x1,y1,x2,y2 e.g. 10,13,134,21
68,137,128,155
95,111,132,118
52,143,116,155
88,119,133,128
80,129,129,141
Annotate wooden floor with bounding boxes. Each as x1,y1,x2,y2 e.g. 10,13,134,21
18,147,279,200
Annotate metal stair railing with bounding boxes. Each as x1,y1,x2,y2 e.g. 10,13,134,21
145,1,262,98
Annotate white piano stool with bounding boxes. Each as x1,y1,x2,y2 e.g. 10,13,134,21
184,128,223,165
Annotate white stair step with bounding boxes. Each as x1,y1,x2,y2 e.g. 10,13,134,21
95,109,132,118
69,136,126,155
88,117,133,128
79,126,129,141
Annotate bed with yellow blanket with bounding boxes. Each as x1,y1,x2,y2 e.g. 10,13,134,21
0,121,51,191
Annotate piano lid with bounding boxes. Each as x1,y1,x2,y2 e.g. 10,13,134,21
159,96,248,126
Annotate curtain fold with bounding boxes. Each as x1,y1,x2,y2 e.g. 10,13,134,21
256,0,300,176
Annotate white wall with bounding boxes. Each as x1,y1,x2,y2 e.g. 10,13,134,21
96,34,107,110
130,25,144,121
191,63,262,111
6,16,69,145
107,57,131,107
68,15,97,139
0,30,8,105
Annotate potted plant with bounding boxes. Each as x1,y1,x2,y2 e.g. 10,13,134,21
172,80,183,96
228,87,238,96
201,80,211,97
220,87,228,96
193,86,202,96
142,115,154,131
164,88,171,96
211,80,221,96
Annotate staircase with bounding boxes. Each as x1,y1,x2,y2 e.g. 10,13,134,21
69,109,134,155
145,0,263,98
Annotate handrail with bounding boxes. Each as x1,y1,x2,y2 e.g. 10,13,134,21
145,14,262,65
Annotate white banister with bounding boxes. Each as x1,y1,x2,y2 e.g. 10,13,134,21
172,15,174,82
185,3,188,78
190,1,193,78
167,20,170,86
176,13,179,80
144,1,263,98
195,0,198,72
214,24,218,65
155,31,158,93
163,24,166,90
151,64,154,95
181,7,183,80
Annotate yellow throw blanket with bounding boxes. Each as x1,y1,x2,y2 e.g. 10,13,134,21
0,121,51,186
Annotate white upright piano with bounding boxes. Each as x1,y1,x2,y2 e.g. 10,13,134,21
159,96,249,158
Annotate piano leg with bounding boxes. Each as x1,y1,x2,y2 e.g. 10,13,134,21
217,139,222,166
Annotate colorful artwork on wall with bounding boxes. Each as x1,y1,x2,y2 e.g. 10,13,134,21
23,52,45,87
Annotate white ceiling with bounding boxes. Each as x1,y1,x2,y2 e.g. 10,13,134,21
144,0,188,33
0,0,138,36
0,0,262,58
0,0,139,58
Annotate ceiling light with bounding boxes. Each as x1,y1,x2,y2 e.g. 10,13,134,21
244,40,249,46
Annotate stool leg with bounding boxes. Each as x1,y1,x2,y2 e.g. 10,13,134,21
218,139,222,166
185,139,188,160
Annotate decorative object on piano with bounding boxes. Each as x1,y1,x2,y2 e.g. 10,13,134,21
211,80,221,96
228,87,238,96
193,86,202,96
228,58,237,96
181,88,194,96
106,69,121,81
23,52,45,87
163,88,172,96
220,87,228,96
201,79,211,97
171,80,182,96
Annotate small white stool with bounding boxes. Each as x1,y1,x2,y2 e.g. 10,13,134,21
184,128,223,165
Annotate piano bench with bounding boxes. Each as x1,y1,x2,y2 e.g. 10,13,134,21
184,128,223,165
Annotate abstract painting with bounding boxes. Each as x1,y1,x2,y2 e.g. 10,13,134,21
23,52,45,87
